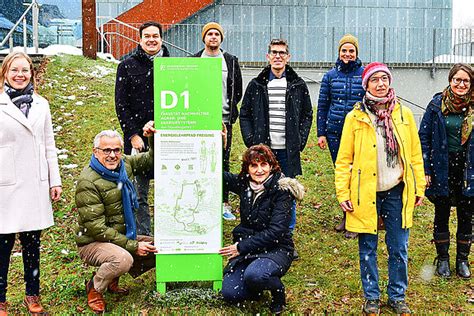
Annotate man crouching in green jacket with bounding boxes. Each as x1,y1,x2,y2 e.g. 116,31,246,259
75,121,157,313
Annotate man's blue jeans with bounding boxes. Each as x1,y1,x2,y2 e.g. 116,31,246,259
272,149,297,230
358,182,409,301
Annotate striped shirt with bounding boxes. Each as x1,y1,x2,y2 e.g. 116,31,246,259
267,76,287,149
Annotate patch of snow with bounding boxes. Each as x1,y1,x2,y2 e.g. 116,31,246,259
63,164,78,169
75,101,84,106
97,52,119,64
43,45,82,56
0,45,82,56
91,65,114,78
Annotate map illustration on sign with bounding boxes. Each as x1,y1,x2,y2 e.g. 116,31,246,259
155,132,222,254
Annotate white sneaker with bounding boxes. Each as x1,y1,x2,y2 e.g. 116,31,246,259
223,204,236,220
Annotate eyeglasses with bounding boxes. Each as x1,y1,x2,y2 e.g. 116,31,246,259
452,77,471,86
9,68,31,75
96,147,122,156
269,50,288,57
369,75,390,84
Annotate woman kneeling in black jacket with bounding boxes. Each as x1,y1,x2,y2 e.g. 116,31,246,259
219,144,304,314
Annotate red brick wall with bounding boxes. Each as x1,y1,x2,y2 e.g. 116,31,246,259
102,0,214,59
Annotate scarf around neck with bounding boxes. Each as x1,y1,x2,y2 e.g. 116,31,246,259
249,174,273,204
89,154,138,240
4,82,34,117
441,86,473,145
363,87,399,167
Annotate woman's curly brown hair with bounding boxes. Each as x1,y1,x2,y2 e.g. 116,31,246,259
239,144,281,177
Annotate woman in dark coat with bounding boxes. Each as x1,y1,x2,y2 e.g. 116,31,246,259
219,144,304,314
317,34,364,238
419,63,473,279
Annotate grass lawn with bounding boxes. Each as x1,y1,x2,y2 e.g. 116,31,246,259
4,55,473,314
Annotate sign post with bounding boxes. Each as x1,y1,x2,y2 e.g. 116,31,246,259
153,58,223,293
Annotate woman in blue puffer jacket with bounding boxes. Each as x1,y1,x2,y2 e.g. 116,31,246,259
317,34,364,237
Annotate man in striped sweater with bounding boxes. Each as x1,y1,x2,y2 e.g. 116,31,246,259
240,39,313,237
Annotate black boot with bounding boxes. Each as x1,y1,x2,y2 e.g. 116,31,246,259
433,232,451,278
456,234,471,279
270,288,286,314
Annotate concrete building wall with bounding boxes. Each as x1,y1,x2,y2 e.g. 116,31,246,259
164,0,453,63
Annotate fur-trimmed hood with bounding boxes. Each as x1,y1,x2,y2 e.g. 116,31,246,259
278,177,305,201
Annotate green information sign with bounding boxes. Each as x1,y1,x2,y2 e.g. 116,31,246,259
153,58,223,294
154,58,222,131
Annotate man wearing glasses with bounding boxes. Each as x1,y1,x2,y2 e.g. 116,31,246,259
239,39,313,242
74,123,158,313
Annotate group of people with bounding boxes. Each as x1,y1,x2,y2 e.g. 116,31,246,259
0,19,472,315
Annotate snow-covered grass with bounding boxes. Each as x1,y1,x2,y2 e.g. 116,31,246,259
3,54,471,314
1,45,119,63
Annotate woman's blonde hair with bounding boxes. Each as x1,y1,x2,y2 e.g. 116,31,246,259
0,51,36,92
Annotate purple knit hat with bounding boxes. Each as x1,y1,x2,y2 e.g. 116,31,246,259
362,62,392,90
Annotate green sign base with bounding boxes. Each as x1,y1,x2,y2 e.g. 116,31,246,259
155,253,223,294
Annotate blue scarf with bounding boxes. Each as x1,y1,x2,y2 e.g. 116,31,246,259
89,154,138,240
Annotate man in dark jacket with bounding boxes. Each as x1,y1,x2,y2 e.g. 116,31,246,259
239,38,313,231
193,22,243,220
75,125,157,313
115,21,169,236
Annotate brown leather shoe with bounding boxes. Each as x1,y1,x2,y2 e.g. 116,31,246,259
107,277,129,295
86,278,106,313
23,296,47,315
0,301,7,316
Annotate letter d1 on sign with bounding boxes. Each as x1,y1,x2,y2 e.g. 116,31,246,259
161,91,190,110
161,91,178,109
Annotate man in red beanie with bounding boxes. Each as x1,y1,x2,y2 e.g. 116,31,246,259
193,22,243,221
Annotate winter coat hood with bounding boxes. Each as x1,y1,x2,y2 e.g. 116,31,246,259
278,177,305,201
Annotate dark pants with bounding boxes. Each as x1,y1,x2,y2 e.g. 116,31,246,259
223,123,233,203
272,149,297,230
0,230,42,302
134,173,152,236
433,151,473,237
221,258,284,304
326,133,341,164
